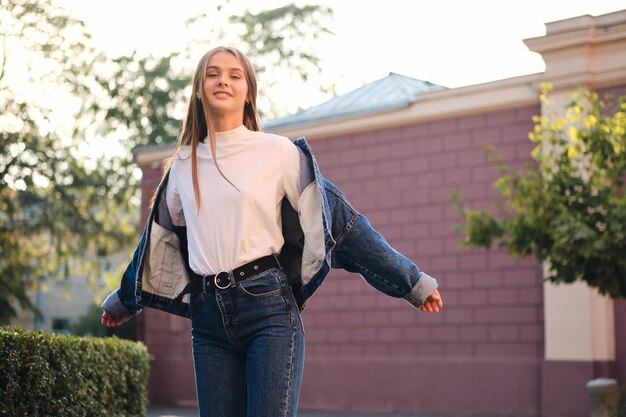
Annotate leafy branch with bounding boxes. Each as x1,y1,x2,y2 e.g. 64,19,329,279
453,85,626,298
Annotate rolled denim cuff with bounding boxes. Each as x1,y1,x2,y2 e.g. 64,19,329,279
405,272,438,309
101,289,140,319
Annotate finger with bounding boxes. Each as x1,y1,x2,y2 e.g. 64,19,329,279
428,298,439,312
431,290,443,309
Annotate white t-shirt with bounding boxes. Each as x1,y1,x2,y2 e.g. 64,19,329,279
165,124,302,276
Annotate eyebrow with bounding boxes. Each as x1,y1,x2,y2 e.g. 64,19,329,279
206,66,244,72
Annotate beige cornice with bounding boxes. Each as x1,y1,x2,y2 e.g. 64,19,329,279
524,9,626,91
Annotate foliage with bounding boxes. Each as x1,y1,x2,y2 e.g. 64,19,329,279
0,0,334,323
81,52,191,150
453,86,626,298
86,1,335,149
234,3,335,116
0,326,149,416
70,303,108,337
0,0,138,323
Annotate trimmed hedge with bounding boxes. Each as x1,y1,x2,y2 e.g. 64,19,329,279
0,326,149,417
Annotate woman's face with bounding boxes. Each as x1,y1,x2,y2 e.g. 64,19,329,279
202,51,249,121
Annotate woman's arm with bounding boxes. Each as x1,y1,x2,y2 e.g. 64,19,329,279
323,178,442,311
100,228,147,320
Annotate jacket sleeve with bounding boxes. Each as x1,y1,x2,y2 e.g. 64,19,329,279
324,179,438,309
101,227,147,319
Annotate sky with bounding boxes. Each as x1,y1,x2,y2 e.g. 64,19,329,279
50,0,625,119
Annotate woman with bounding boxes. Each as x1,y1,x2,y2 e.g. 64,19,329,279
101,46,443,417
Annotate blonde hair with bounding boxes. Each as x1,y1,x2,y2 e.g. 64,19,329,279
163,46,260,211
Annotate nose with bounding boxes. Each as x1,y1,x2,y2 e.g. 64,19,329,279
218,75,228,86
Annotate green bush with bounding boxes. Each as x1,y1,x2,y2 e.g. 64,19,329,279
0,326,149,417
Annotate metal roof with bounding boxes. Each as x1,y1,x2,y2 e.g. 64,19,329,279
265,72,446,129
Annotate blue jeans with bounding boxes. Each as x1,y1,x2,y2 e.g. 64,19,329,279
189,267,305,417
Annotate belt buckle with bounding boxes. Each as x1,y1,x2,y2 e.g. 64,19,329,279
214,271,231,289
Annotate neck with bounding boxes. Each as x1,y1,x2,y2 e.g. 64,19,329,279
211,113,244,133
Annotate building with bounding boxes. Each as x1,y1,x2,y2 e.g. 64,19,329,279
132,10,626,417
9,254,116,336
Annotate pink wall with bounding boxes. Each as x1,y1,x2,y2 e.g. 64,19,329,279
138,103,551,415
305,106,543,360
297,105,544,415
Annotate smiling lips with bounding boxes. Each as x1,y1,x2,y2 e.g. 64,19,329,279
214,91,232,98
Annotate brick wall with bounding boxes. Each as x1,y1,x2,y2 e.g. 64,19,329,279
137,104,547,414
304,105,543,361
297,105,544,415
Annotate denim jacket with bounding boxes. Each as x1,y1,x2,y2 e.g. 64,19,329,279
102,137,438,320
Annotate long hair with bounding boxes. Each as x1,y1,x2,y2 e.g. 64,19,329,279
162,46,260,212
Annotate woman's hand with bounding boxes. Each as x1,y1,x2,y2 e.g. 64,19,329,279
420,289,443,313
101,310,131,328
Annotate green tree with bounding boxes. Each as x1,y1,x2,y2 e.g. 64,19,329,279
83,1,335,149
233,3,335,116
70,303,108,337
0,0,138,323
453,86,626,298
1,0,335,323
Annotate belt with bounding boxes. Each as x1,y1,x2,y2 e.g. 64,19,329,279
174,254,281,302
